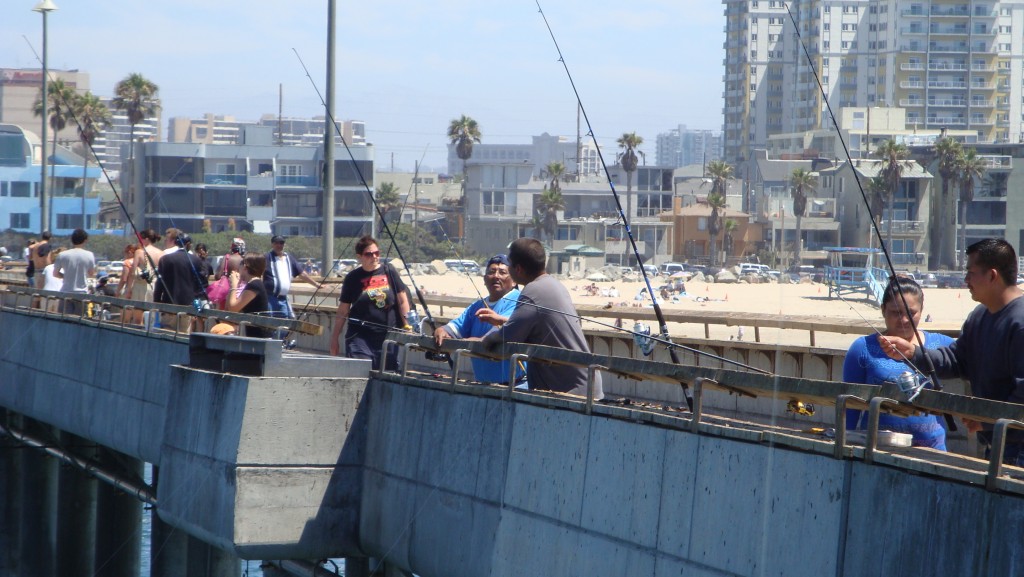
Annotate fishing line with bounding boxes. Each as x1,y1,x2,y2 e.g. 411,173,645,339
534,1,692,407
783,3,952,428
292,48,440,335
20,36,168,304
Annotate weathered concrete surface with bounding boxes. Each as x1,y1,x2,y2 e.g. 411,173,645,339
0,312,186,463
358,377,1022,577
157,368,369,559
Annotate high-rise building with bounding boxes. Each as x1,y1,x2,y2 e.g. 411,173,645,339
167,114,364,147
722,0,1024,163
655,125,723,168
446,133,601,179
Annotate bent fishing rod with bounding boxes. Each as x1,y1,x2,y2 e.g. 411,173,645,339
292,48,441,335
535,2,693,407
783,4,951,426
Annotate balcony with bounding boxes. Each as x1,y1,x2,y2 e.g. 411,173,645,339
899,99,925,107
901,63,925,71
276,175,318,187
927,117,966,125
879,220,926,235
204,174,245,186
930,7,970,17
930,26,969,36
928,99,966,107
900,81,924,89
971,64,997,72
927,80,966,89
928,62,967,71
901,27,927,35
969,118,995,126
970,82,997,90
901,10,926,17
929,43,969,53
969,100,994,108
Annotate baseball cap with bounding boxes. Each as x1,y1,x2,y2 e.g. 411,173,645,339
271,235,286,244
486,254,510,267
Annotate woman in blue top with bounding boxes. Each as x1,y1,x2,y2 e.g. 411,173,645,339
843,276,953,449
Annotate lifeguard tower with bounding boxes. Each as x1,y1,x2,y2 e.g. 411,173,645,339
823,247,889,304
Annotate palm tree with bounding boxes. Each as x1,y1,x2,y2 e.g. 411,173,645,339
704,160,733,266
932,137,963,269
956,148,987,268
71,91,111,228
535,186,565,243
112,73,161,206
723,219,738,261
616,132,643,222
545,161,565,194
873,139,913,251
375,182,401,231
447,115,481,195
790,168,818,267
33,77,77,201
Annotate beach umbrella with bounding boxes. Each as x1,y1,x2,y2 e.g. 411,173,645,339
670,271,690,279
586,272,611,282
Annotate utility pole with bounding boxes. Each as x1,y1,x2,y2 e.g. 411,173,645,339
413,160,419,261
321,0,336,270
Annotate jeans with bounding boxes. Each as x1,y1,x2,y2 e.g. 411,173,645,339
268,295,293,340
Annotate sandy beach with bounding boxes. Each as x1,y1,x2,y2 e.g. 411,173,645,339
391,272,978,351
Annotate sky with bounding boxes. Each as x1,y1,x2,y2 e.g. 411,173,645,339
2,1,725,173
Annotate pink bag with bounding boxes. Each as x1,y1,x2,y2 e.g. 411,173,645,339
206,276,231,308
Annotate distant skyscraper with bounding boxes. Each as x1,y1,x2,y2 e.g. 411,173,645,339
167,114,364,147
655,125,722,168
721,0,1024,163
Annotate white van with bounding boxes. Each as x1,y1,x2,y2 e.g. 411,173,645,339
444,259,480,274
739,263,769,277
660,262,685,275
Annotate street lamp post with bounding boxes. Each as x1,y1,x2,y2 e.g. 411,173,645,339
34,0,58,235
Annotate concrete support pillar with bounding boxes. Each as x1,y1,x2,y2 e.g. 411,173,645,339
94,448,142,577
187,536,241,577
56,432,97,575
0,410,22,576
151,467,187,577
19,418,58,577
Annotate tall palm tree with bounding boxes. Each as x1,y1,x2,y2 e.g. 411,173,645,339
375,182,401,231
616,132,643,223
956,148,987,268
71,91,111,228
723,219,738,261
790,168,818,267
873,139,913,251
535,186,565,243
704,160,733,266
447,115,481,196
33,77,77,200
932,136,963,269
545,161,565,194
112,73,161,206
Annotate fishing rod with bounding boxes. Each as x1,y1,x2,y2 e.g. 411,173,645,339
21,36,173,308
292,48,441,336
488,293,772,375
535,2,693,408
782,4,951,427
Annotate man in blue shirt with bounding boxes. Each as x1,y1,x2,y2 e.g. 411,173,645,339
433,254,525,384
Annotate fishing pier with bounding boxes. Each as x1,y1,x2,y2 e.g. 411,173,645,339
1,287,1023,577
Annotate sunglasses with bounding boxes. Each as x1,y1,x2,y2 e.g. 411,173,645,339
362,250,381,257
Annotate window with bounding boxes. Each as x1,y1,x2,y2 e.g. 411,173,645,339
10,213,29,228
57,214,84,229
11,182,31,197
280,164,302,176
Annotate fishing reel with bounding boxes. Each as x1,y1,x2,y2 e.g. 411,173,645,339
891,371,927,403
786,400,816,417
633,322,655,357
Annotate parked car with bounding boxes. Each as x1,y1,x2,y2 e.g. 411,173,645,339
936,274,966,289
107,261,125,277
642,264,659,277
95,260,112,277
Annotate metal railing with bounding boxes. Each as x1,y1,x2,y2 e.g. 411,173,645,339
381,332,1024,495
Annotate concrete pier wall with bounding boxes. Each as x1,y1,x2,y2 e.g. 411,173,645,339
359,377,1023,577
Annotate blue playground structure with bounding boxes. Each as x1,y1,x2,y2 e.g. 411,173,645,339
823,247,890,304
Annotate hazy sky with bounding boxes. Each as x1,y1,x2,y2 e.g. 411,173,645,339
3,1,725,172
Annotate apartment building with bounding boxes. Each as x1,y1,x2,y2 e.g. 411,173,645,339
654,125,723,168
722,0,1024,163
446,133,602,179
130,126,375,237
167,114,364,147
